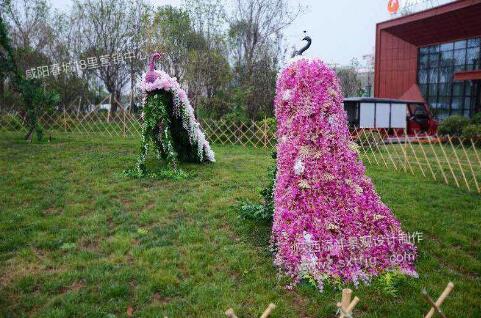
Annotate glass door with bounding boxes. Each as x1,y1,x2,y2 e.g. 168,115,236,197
475,80,481,115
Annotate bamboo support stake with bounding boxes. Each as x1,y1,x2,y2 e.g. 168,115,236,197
202,120,215,142
459,138,480,193
405,131,426,177
358,130,372,165
427,135,449,185
211,119,223,144
127,112,141,136
78,108,98,135
388,130,407,172
394,130,414,174
438,135,460,188
108,94,113,123
115,96,127,137
67,111,80,135
350,130,366,163
336,288,359,318
72,111,88,135
224,120,234,145
225,303,275,318
63,107,67,132
363,130,380,165
223,120,234,145
345,297,360,314
392,134,410,172
447,136,470,191
80,95,108,135
123,108,127,137
381,134,399,170
225,308,238,318
235,122,244,146
254,122,261,147
470,139,481,192
414,130,437,180
111,111,126,137
376,130,389,168
78,97,82,114
249,122,255,147
222,120,231,145
83,108,103,136
244,121,256,147
239,122,245,146
368,129,388,168
129,90,133,114
423,292,447,318
470,139,481,170
262,122,268,148
339,288,352,318
260,303,276,318
424,282,454,318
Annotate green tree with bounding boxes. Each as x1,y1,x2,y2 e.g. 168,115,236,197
228,0,302,120
148,6,202,80
0,11,58,141
336,58,363,98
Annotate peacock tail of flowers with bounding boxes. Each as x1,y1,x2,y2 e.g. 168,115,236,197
140,69,215,164
271,57,417,291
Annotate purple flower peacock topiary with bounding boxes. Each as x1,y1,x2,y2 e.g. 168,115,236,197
271,56,417,291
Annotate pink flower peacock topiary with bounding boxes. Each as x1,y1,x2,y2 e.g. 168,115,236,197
271,56,417,291
130,52,214,177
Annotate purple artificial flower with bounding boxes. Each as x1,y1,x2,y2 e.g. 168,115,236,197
271,57,417,290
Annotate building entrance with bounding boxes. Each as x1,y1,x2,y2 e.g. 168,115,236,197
475,81,481,115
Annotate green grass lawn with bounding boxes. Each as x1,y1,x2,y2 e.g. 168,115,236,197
0,132,480,317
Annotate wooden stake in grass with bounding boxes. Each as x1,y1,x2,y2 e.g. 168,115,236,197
459,138,480,193
414,130,437,181
357,130,372,165
423,282,454,318
225,308,238,318
225,303,276,318
260,303,276,318
427,135,449,185
437,135,460,188
368,129,388,168
337,288,360,318
405,131,426,177
447,136,470,191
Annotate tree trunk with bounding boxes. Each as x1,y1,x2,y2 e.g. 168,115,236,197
110,92,118,113
24,126,34,141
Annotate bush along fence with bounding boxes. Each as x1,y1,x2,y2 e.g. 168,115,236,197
1,110,480,194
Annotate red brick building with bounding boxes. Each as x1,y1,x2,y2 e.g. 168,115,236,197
374,0,481,119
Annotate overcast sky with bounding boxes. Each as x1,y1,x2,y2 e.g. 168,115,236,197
49,0,452,66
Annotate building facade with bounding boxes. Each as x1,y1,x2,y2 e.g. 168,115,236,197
374,0,481,120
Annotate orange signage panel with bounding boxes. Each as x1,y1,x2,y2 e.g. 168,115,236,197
388,0,400,14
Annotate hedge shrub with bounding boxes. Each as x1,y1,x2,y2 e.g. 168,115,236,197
461,124,481,139
470,112,481,125
438,115,469,136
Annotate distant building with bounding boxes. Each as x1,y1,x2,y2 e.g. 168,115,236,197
374,0,481,120
357,67,374,97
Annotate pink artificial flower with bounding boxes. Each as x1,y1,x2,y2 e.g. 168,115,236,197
160,78,172,90
178,89,188,103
